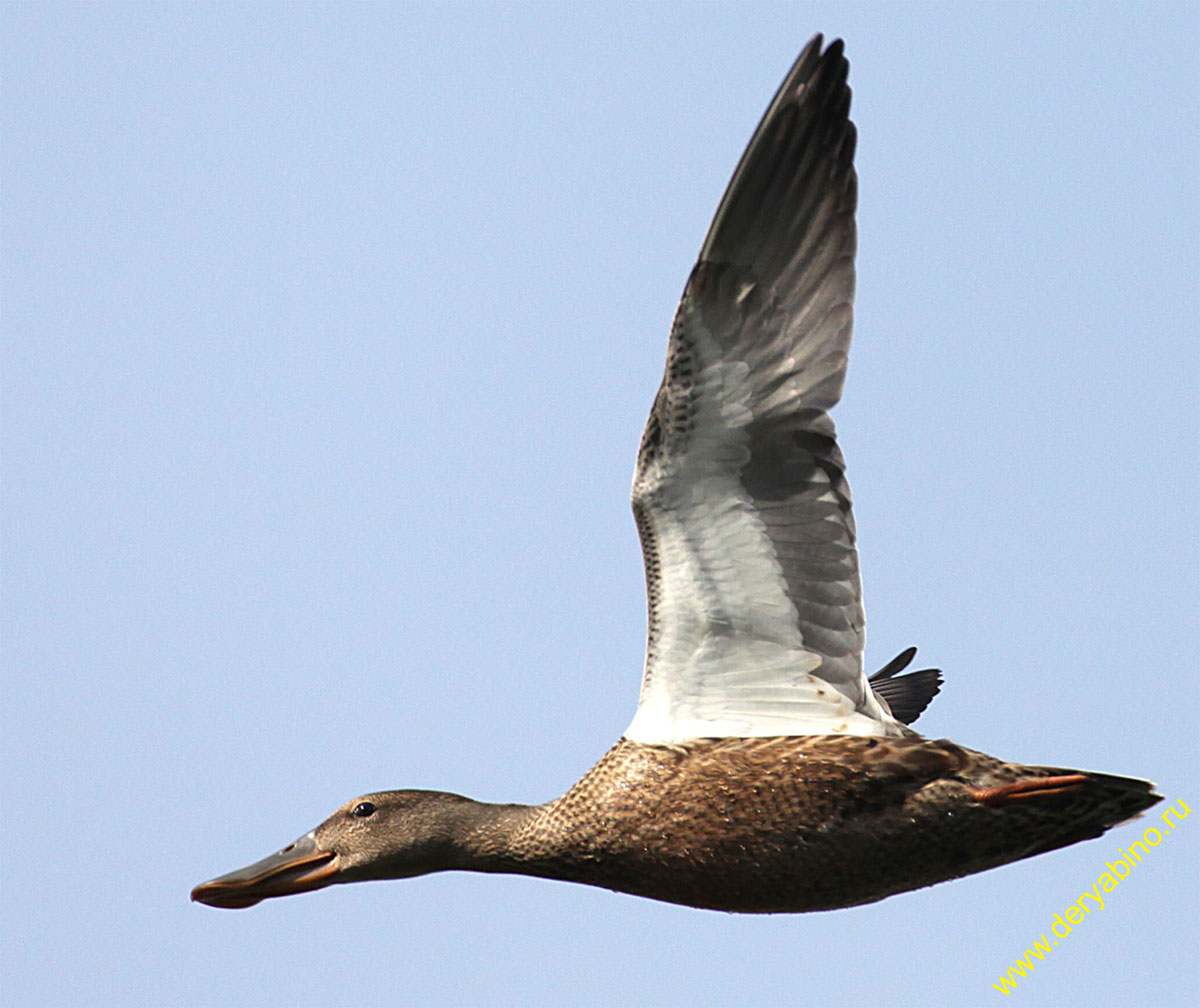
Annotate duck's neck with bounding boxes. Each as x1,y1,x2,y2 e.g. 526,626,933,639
445,799,549,872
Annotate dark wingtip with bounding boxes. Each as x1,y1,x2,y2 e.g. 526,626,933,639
870,648,943,725
869,646,918,682
696,33,854,267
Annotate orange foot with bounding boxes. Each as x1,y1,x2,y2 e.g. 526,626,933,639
970,774,1089,807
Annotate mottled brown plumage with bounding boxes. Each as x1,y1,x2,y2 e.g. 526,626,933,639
474,737,1158,912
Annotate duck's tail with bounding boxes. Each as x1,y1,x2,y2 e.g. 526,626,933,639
968,764,1162,860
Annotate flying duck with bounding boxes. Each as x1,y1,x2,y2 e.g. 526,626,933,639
192,36,1158,913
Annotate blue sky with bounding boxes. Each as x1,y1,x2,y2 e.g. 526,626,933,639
3,3,1197,1006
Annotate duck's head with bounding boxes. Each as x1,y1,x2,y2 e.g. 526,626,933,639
191,789,487,909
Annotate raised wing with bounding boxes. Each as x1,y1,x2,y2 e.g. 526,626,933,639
625,37,912,744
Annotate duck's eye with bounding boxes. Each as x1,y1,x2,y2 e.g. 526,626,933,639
352,802,376,818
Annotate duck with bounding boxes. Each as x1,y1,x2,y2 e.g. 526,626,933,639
192,36,1159,914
